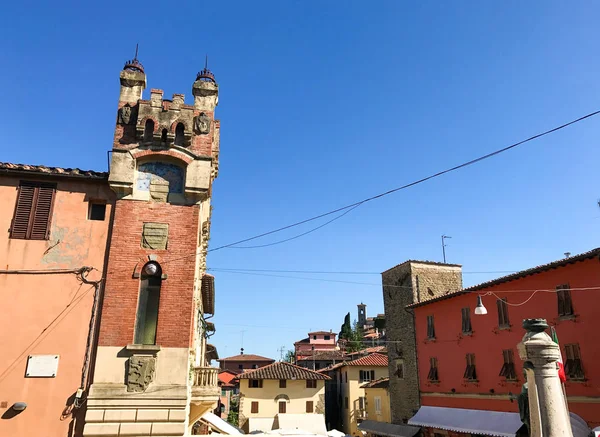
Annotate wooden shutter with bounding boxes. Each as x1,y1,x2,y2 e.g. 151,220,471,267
279,379,286,388
251,401,259,414
497,299,509,327
11,182,56,240
279,402,286,414
306,401,313,413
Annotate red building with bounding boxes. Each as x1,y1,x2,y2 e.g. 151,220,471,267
294,330,338,362
408,248,600,434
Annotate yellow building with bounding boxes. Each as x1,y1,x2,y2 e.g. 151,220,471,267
336,353,389,436
237,361,330,434
357,377,420,437
362,377,391,423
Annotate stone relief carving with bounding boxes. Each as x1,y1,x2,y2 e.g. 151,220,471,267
127,356,156,392
119,105,132,125
194,113,211,135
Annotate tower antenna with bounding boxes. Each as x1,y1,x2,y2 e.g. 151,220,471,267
134,43,139,60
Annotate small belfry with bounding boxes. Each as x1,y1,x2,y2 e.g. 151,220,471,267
83,52,221,437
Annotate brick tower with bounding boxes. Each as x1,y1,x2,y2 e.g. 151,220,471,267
83,55,221,437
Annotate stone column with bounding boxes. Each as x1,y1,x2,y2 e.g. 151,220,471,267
517,319,573,437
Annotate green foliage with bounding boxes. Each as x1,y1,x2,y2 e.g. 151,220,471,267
374,316,386,330
284,349,295,363
339,313,364,353
227,396,239,427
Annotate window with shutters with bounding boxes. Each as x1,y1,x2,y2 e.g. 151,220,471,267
564,344,585,380
359,370,375,382
374,396,382,414
497,298,510,329
251,401,259,414
427,357,439,382
278,401,286,414
306,401,314,413
279,379,286,388
426,315,436,339
248,379,263,388
10,182,56,240
461,307,472,334
557,284,574,317
499,349,517,380
306,379,317,388
464,353,477,381
134,262,162,345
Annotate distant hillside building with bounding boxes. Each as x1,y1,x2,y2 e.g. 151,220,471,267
294,330,338,362
218,349,275,373
296,350,345,371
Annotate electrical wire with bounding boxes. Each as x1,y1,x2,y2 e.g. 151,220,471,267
162,109,600,265
208,267,517,275
208,268,600,294
226,204,363,249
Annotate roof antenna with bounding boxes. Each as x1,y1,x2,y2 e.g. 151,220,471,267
134,43,139,60
205,54,208,70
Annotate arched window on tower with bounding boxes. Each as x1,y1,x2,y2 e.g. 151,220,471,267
161,128,168,145
134,262,162,345
174,123,185,146
143,119,154,143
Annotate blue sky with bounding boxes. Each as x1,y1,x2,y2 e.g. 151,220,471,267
2,1,600,360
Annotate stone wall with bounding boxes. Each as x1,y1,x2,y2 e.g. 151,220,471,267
382,261,462,423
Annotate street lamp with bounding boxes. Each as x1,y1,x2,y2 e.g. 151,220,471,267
474,295,488,315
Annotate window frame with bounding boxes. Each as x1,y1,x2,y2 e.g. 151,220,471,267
306,379,317,389
278,401,287,414
497,298,510,329
427,357,439,382
499,349,517,380
461,307,472,334
10,181,57,240
464,353,477,381
564,343,585,380
426,315,436,339
133,262,162,345
251,401,259,414
88,201,107,221
557,284,574,317
374,396,382,415
306,401,314,413
248,379,263,388
279,379,287,388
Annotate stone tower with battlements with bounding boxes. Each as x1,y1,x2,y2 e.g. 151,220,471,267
83,55,221,437
382,260,463,424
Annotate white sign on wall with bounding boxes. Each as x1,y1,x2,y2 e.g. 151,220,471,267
26,355,59,378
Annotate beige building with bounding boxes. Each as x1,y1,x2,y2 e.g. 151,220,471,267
237,362,330,434
327,353,389,437
361,377,391,423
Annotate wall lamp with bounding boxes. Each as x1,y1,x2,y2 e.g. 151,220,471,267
474,295,488,315
12,402,27,411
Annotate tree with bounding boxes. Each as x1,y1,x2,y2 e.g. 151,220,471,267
284,349,295,363
227,396,239,427
339,313,364,353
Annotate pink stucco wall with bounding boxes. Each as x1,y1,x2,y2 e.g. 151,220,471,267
0,175,114,437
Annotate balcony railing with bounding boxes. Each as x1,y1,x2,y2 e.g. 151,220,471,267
193,366,219,388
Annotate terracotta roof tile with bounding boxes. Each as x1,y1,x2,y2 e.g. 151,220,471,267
347,346,387,357
407,247,600,309
344,353,388,367
237,361,330,380
0,162,107,180
361,377,390,389
307,331,336,335
218,354,275,362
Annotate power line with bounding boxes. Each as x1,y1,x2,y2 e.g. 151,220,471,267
208,268,600,294
207,110,600,252
162,109,600,265
207,267,517,275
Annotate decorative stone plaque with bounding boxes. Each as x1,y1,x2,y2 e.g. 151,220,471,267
26,355,59,377
127,356,156,392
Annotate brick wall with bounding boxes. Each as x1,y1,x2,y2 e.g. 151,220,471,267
98,199,199,348
382,262,462,423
